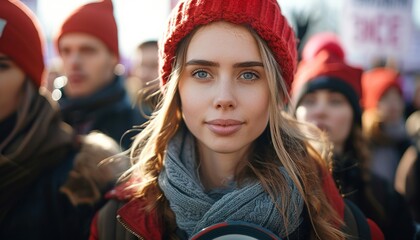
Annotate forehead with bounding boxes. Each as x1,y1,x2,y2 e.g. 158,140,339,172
59,33,107,49
305,89,346,97
186,21,261,62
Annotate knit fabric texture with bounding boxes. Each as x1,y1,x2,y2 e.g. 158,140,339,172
301,32,345,61
159,0,297,90
158,129,303,238
54,0,119,59
361,67,402,110
0,0,45,87
291,32,363,125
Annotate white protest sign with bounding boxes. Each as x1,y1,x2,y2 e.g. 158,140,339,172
340,0,413,69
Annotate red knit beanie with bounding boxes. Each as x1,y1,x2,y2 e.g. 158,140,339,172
55,0,119,59
291,33,363,125
361,67,402,110
0,0,45,87
159,0,297,89
301,32,345,62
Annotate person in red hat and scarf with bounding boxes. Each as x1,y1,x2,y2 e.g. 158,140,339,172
362,68,411,186
54,0,144,150
0,1,129,239
89,1,385,240
291,32,415,240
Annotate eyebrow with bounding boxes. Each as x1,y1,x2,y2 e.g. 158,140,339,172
185,59,264,68
185,59,219,67
0,56,11,61
233,61,264,68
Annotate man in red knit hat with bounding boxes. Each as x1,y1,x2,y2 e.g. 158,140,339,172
0,1,130,239
54,0,144,150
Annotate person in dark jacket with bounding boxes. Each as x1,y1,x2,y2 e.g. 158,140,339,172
54,0,144,150
89,1,385,239
0,1,128,239
291,32,416,240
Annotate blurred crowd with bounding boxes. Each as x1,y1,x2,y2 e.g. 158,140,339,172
1,0,419,239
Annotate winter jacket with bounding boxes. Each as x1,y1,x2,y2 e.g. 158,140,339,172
333,154,416,240
0,133,128,240
89,186,311,240
89,168,384,240
59,75,146,150
0,86,128,240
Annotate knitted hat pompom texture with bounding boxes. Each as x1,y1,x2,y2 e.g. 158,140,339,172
0,0,45,88
292,32,363,102
159,0,297,90
55,0,119,59
301,32,345,62
291,32,364,125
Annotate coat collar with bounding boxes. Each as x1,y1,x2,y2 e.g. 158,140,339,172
117,198,163,239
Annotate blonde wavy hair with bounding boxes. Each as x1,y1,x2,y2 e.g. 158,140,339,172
123,24,345,240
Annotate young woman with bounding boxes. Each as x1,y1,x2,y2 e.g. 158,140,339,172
362,67,411,185
0,1,126,239
90,1,384,240
291,32,415,240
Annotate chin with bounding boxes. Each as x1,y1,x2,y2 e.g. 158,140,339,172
66,89,89,98
205,141,249,154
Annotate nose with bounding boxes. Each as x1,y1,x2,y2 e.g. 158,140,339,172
65,52,81,71
213,79,237,110
311,100,328,119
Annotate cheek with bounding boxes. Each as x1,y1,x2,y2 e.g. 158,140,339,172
332,109,353,138
247,91,270,130
255,99,269,115
179,84,203,123
0,72,25,105
89,57,114,83
93,57,110,73
247,87,269,108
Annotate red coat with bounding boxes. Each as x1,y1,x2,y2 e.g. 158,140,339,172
89,171,384,240
89,179,163,240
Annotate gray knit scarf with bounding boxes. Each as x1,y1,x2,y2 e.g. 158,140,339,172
158,130,304,238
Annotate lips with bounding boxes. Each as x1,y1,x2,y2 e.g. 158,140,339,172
205,119,244,136
68,74,85,85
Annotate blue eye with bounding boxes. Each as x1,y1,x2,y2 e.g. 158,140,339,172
240,72,258,81
192,70,210,79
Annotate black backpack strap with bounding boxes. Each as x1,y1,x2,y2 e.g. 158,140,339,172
343,199,371,240
343,201,359,240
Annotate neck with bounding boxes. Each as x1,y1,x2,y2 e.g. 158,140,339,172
197,142,250,190
333,142,344,155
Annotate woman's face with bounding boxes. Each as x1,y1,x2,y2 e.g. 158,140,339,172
295,90,353,153
0,53,26,121
377,87,404,124
178,21,270,156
